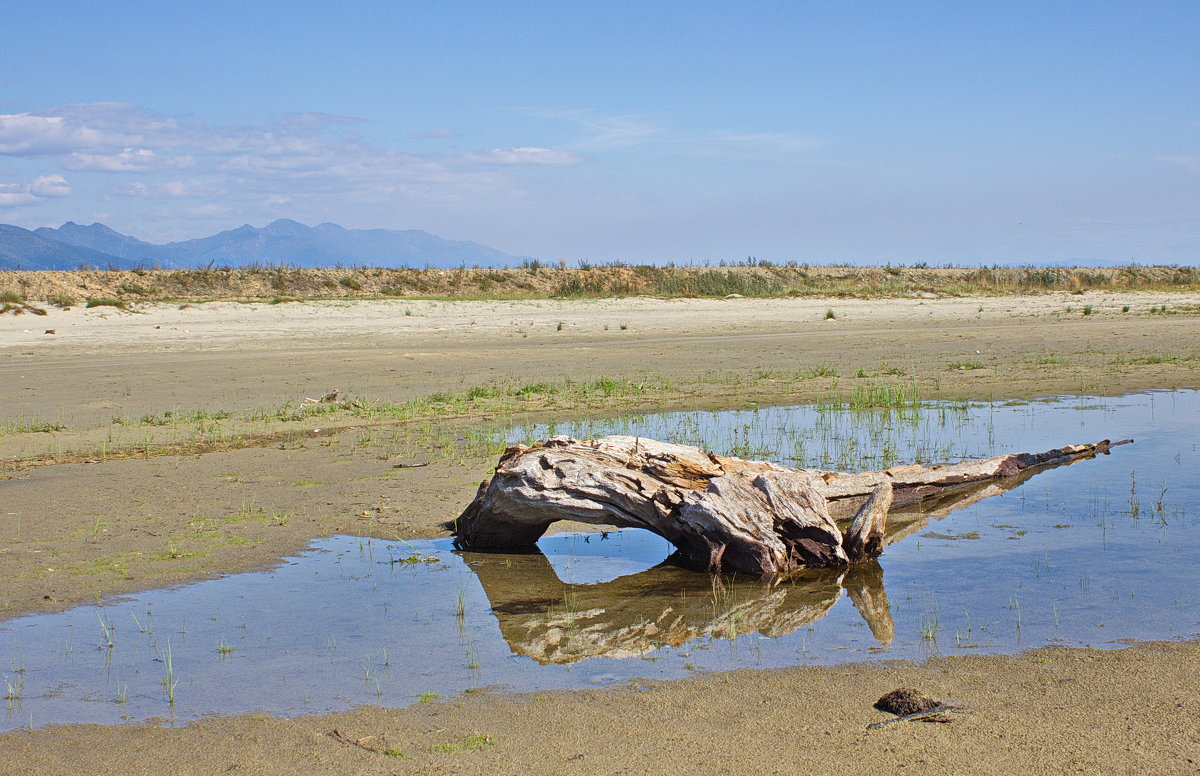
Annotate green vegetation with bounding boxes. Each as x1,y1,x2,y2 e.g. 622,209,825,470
845,382,920,410
161,638,178,705
5,264,1199,305
85,297,129,310
0,290,48,315
431,733,494,753
0,416,68,436
919,604,940,646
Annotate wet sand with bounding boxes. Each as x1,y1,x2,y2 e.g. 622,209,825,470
2,292,1199,774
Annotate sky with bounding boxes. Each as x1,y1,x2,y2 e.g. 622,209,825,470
0,1,1197,265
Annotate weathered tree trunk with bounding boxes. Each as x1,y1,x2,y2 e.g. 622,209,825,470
453,435,1129,578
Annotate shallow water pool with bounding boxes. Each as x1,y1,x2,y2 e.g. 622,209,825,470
2,391,1197,730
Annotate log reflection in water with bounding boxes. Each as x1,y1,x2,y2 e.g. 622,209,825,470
460,549,891,664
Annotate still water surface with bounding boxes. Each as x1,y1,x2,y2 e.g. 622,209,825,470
2,390,1197,730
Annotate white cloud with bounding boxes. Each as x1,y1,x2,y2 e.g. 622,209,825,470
714,131,822,153
0,103,583,218
0,188,41,207
535,108,822,159
0,174,71,207
0,113,114,155
112,178,223,199
64,147,196,172
29,174,71,198
465,147,583,166
535,109,666,150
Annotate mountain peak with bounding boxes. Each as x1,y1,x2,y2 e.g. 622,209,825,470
5,219,519,269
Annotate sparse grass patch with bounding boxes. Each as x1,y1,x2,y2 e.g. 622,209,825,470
85,297,129,310
0,290,48,316
0,417,68,435
949,360,985,370
431,733,494,753
1113,353,1184,366
1025,353,1068,365
654,269,785,297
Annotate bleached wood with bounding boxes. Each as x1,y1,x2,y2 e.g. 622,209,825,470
454,435,1128,578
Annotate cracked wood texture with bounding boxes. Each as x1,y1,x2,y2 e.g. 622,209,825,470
453,435,1128,578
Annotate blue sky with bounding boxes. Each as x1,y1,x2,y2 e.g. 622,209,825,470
1,1,1196,264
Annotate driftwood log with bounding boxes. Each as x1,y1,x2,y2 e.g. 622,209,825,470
454,435,1129,578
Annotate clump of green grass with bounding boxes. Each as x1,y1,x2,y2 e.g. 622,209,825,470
269,296,299,304
949,360,985,370
1029,354,1068,365
431,733,493,753
654,270,785,298
847,382,920,409
118,282,150,296
339,276,363,291
85,297,129,310
1119,353,1182,365
824,308,836,320
918,603,940,645
806,364,838,378
47,291,78,308
0,416,68,435
0,290,48,316
162,638,178,704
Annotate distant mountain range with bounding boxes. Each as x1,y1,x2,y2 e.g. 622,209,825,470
0,219,520,270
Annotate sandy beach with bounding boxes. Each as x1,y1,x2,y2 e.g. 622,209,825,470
2,291,1199,774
